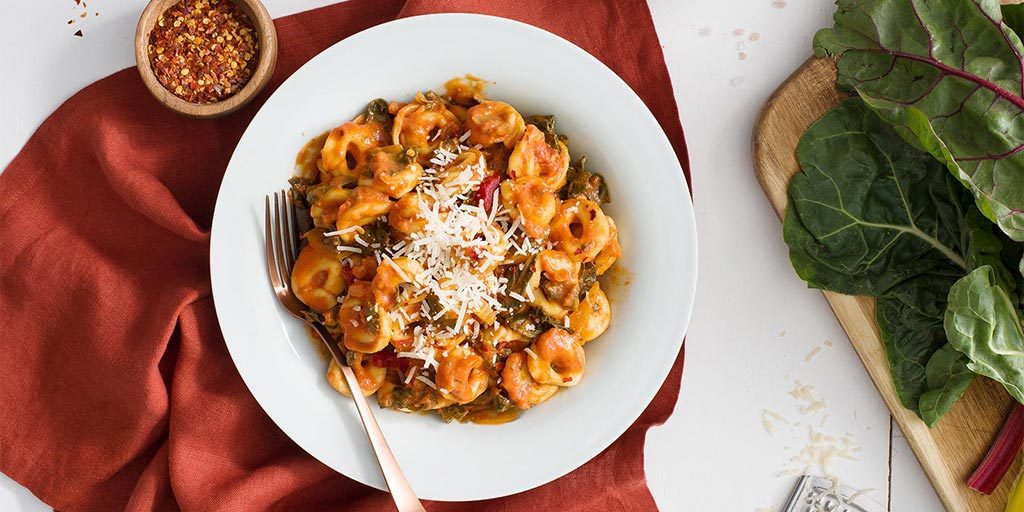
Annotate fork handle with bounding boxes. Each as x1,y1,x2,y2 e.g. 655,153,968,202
310,322,426,512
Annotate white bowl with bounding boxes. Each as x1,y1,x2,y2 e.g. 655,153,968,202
210,13,697,502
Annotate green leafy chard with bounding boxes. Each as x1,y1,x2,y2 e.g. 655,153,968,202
365,98,391,124
577,262,598,300
946,266,1024,404
918,343,975,426
524,115,564,147
875,273,969,425
814,0,1024,241
1003,1,1024,39
784,99,966,296
564,157,611,204
785,98,1010,425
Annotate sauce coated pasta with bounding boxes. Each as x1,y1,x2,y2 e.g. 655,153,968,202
288,75,621,423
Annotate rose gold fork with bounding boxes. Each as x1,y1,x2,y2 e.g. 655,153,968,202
265,190,426,512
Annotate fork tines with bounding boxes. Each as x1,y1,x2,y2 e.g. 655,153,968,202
265,189,299,291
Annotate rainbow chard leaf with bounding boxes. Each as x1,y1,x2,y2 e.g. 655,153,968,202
1003,1,1024,39
876,275,971,426
946,265,1024,404
918,343,975,426
815,0,1024,241
784,99,967,298
783,99,1013,425
1003,3,1019,37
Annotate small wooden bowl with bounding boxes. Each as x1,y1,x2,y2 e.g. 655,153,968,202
134,0,278,119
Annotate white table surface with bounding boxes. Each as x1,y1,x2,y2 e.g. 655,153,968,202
0,1,945,510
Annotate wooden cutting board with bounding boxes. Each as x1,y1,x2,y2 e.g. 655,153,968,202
753,57,1022,512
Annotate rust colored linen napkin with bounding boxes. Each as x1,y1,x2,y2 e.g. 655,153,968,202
0,0,690,510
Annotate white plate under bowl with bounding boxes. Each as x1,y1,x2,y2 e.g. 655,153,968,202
210,13,697,502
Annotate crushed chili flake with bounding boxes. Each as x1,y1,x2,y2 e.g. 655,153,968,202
474,174,502,212
147,0,259,104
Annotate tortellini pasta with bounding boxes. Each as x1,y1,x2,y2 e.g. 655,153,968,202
527,250,581,320
372,257,424,309
550,198,611,262
367,145,424,199
438,147,489,196
327,354,386,397
568,283,611,343
501,352,558,409
465,101,525,148
508,124,570,192
593,217,622,275
501,177,558,239
526,328,585,387
307,184,353,229
291,234,347,313
392,92,461,154
389,193,432,236
287,78,624,424
320,119,388,183
338,281,393,354
335,186,393,234
436,345,489,404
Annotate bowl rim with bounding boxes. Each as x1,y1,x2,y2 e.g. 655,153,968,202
133,0,278,119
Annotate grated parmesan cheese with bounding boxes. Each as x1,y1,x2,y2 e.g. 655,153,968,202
323,226,362,237
323,142,559,382
416,375,437,389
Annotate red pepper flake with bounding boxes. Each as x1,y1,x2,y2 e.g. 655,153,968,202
371,349,396,367
372,348,411,371
146,0,260,104
340,261,357,284
465,246,482,261
474,174,502,212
